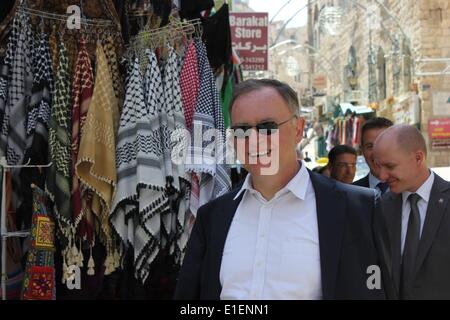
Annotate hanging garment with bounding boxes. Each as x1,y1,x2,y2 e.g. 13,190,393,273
179,39,200,219
179,40,199,131
201,3,232,70
179,0,214,20
48,30,58,79
76,42,119,275
71,37,94,243
186,39,231,211
21,185,56,300
103,35,123,107
16,31,54,231
0,7,20,137
4,12,33,216
46,41,73,279
161,47,189,238
112,52,168,283
160,45,190,265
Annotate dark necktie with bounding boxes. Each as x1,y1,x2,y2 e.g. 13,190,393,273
400,193,421,299
376,182,389,195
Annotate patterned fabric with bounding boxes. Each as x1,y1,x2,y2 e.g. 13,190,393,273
112,52,169,282
48,30,59,79
161,46,191,265
0,9,21,143
16,31,54,230
46,41,73,262
179,39,201,218
185,39,231,209
22,185,56,300
76,43,119,274
180,40,199,131
3,12,34,216
71,37,94,242
103,35,123,103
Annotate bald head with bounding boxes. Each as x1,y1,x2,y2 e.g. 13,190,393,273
376,124,427,157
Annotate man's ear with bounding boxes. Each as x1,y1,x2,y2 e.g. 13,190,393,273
416,150,426,166
296,116,305,144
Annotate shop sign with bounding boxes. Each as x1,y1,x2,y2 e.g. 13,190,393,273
230,12,268,71
428,118,450,139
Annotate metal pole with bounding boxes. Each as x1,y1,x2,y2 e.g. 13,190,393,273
1,158,8,300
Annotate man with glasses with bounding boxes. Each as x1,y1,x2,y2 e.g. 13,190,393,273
353,117,393,195
174,79,384,300
328,145,358,184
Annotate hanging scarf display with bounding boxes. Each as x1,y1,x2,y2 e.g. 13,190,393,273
5,12,33,216
71,37,94,244
17,31,53,230
76,42,120,276
46,41,74,283
185,39,231,210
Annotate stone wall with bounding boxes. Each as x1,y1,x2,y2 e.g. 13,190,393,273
309,0,450,167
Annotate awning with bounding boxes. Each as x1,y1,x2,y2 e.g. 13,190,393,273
339,103,374,115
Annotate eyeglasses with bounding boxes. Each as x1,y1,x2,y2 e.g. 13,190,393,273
335,162,357,169
231,115,297,139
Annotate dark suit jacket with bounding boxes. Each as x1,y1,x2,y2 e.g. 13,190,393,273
353,174,370,188
374,173,450,299
174,170,385,300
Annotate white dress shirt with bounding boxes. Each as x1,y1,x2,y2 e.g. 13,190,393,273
401,171,435,255
220,161,322,300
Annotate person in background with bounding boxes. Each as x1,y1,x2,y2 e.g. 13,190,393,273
353,117,393,195
328,145,357,184
304,151,312,162
373,124,450,299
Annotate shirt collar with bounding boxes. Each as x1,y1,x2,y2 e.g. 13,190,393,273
402,170,435,204
233,161,310,201
368,172,382,189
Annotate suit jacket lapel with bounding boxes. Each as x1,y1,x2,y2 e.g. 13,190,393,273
309,172,346,299
209,188,244,297
414,175,450,275
383,192,402,296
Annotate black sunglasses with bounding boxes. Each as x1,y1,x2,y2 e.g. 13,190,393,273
231,115,297,139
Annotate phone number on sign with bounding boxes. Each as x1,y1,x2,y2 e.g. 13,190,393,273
243,64,267,71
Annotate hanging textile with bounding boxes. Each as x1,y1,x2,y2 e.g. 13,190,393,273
179,39,200,220
163,46,190,265
17,31,53,231
71,37,94,243
4,12,33,217
201,3,232,71
104,35,123,106
21,185,56,300
186,39,231,210
180,40,199,131
46,41,73,282
76,42,120,275
112,52,168,283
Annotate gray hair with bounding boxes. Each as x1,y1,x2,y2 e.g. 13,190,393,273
229,79,300,116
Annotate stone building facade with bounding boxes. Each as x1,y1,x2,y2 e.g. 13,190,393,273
308,0,450,167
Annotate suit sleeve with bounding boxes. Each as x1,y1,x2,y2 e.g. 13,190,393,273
173,206,208,299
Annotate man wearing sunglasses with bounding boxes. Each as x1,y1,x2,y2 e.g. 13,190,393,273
175,79,384,300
